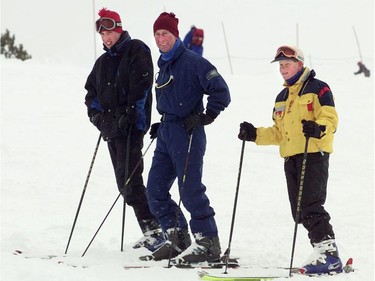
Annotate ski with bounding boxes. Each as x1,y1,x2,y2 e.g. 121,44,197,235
343,257,354,273
198,271,280,281
125,258,239,270
172,257,239,269
13,250,61,260
198,258,354,280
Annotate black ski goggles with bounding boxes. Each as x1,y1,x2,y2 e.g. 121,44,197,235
96,18,122,33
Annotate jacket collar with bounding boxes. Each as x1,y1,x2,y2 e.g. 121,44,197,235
283,67,315,87
158,39,186,67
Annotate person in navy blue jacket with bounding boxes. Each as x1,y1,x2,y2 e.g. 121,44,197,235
144,12,231,263
84,8,164,252
183,26,204,56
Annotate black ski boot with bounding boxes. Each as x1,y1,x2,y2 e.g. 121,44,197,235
179,235,221,263
149,228,192,261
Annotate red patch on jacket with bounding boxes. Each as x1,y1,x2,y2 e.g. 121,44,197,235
318,86,330,98
307,102,313,111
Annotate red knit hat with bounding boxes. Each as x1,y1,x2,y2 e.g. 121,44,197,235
153,12,179,37
97,8,123,33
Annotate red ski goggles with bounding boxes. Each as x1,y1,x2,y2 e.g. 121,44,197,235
95,18,122,32
275,46,297,59
272,46,304,63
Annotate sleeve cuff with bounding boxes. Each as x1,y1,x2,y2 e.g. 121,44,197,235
206,109,219,120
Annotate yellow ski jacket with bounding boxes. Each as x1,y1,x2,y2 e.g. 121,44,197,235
256,68,338,158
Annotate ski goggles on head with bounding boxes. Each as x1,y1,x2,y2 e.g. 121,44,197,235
95,18,122,32
272,46,304,63
276,46,297,57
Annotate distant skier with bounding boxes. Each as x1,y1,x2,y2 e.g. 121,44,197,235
238,45,343,275
183,26,204,56
354,61,370,77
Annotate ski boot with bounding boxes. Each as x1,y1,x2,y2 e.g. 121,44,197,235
176,234,221,263
300,238,343,275
145,228,191,261
133,219,165,252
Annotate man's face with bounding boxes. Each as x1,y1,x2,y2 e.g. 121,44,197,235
154,29,176,53
99,30,121,49
278,59,303,80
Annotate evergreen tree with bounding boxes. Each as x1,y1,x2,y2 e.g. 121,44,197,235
1,29,32,61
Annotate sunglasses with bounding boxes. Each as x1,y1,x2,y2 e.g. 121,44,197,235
96,18,122,33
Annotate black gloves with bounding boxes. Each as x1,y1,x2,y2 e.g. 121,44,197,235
119,105,139,131
238,122,257,142
301,120,326,139
183,112,215,134
149,122,160,139
90,113,102,130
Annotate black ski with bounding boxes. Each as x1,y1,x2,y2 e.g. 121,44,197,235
125,257,239,269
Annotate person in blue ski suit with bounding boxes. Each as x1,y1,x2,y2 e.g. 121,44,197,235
145,12,231,263
183,26,203,56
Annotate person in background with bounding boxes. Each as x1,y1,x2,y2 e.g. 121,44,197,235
182,25,204,56
354,61,370,77
144,12,231,263
84,8,164,252
238,45,343,275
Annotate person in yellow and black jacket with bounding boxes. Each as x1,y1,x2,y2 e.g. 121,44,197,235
238,45,342,275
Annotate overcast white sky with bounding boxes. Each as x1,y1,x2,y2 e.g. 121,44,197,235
1,0,374,72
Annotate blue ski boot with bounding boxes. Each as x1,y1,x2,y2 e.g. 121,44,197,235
300,239,343,275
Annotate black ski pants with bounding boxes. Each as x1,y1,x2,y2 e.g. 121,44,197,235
107,129,155,221
284,152,335,244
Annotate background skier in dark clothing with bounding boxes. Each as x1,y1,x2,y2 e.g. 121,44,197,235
84,8,164,252
354,61,370,77
182,25,204,56
238,45,342,275
144,12,231,263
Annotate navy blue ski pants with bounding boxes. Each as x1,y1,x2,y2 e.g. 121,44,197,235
146,119,218,237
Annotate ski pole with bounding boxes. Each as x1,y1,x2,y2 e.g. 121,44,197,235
121,126,132,252
81,138,155,257
64,133,101,254
223,139,246,274
352,26,363,62
167,132,194,268
288,136,310,277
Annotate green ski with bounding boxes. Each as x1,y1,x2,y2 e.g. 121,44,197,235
198,271,283,281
